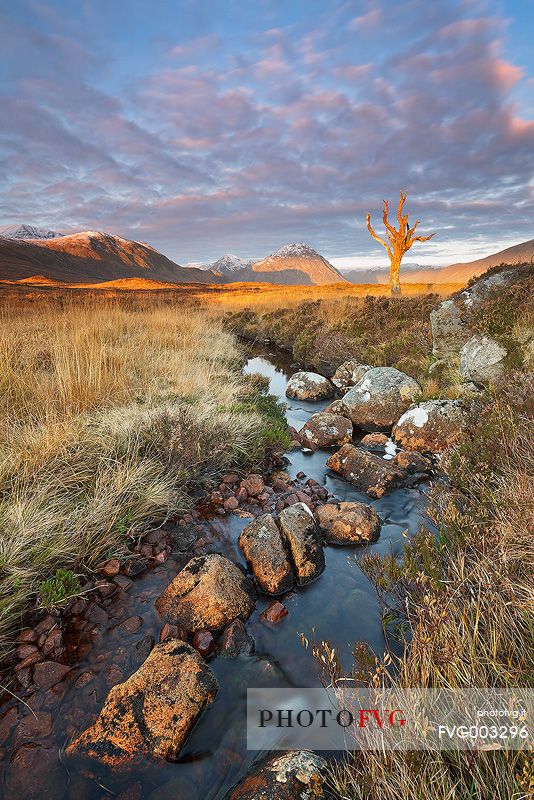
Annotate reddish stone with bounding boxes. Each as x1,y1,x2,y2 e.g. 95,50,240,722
113,575,132,590
16,629,38,644
16,667,33,688
84,602,109,625
96,581,116,599
70,598,87,615
33,661,70,690
100,558,121,578
260,601,288,624
159,623,188,642
240,474,264,498
217,620,255,658
257,493,270,504
0,707,18,747
105,665,124,686
139,544,153,558
224,496,239,511
145,530,163,544
13,711,52,746
222,472,240,484
192,630,215,658
42,629,63,656
236,487,248,502
284,494,299,506
74,671,94,689
118,616,143,634
34,615,57,636
272,479,289,493
16,644,39,660
14,652,44,671
153,550,169,564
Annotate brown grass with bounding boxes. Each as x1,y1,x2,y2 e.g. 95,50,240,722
0,295,286,658
325,375,534,799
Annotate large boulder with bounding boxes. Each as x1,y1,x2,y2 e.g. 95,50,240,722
277,503,325,585
238,514,294,596
155,554,255,631
430,299,472,359
331,359,371,392
315,501,381,545
460,334,508,384
285,371,334,401
393,400,469,453
326,444,405,498
298,412,352,448
66,640,218,767
341,367,421,432
226,750,328,800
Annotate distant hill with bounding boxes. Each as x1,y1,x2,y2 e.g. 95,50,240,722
242,243,348,285
0,231,222,284
373,239,534,285
205,253,255,275
0,224,63,240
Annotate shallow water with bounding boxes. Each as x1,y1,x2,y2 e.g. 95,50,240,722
0,348,432,799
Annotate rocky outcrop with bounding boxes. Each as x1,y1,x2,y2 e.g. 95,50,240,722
226,750,328,799
315,501,381,544
277,503,325,585
286,371,334,401
66,640,218,767
394,450,433,473
460,334,508,384
393,400,469,453
238,514,294,595
331,360,371,392
341,367,421,431
155,554,255,631
430,299,472,359
327,444,405,498
298,412,352,448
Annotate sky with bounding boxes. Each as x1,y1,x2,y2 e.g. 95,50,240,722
1,0,533,269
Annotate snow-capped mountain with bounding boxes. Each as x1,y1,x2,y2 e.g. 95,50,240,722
248,242,348,285
0,224,63,240
204,254,255,274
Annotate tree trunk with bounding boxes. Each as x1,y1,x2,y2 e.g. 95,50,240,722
389,255,401,295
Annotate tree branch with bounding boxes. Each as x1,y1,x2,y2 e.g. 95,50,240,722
382,200,397,240
366,212,393,259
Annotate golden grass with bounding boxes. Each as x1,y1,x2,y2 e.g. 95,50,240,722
326,376,534,799
202,280,461,313
0,297,280,656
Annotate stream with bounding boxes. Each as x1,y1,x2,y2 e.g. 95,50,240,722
0,347,433,800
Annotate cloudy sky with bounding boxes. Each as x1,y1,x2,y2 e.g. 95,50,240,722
1,0,533,268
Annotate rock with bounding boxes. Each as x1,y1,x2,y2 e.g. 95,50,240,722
298,412,353,448
430,299,472,358
100,558,121,578
324,399,345,414
33,661,70,690
326,444,405,498
260,601,288,624
393,400,469,453
224,496,239,511
394,450,433,473
66,640,218,767
277,503,325,585
41,628,63,656
315,501,381,544
238,514,294,596
118,616,144,634
460,334,508,384
155,554,255,632
285,371,334,401
341,367,421,431
4,744,66,800
34,615,57,635
360,432,389,448
331,359,372,392
17,628,38,644
135,635,155,660
192,630,215,658
240,474,265,497
226,750,328,799
159,623,188,642
217,620,255,658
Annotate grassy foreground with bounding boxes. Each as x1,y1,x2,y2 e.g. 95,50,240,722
0,297,287,657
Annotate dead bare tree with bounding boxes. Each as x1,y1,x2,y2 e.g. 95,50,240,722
366,191,436,294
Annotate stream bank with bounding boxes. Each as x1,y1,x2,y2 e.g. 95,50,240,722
0,345,434,800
